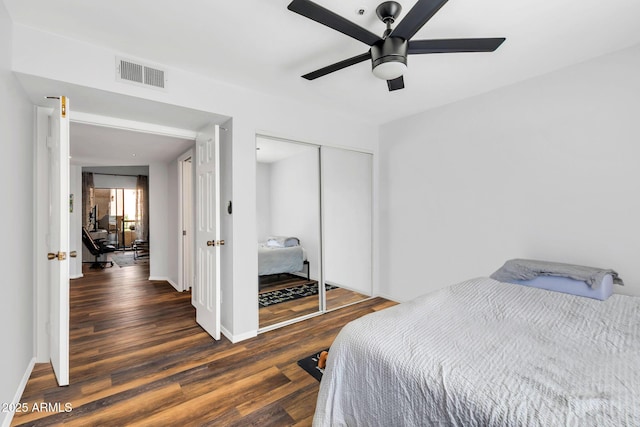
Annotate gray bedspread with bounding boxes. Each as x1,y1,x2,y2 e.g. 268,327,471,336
314,277,640,426
258,243,304,276
490,258,624,288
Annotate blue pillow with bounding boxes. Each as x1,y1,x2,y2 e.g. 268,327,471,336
508,274,613,301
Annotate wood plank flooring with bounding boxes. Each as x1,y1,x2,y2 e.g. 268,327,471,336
12,262,396,426
258,274,374,328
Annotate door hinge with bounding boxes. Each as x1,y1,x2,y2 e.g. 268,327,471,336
183,230,187,236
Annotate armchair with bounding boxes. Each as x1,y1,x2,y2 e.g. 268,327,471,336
82,226,115,268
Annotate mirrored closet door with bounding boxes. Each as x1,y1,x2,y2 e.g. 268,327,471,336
321,147,373,311
256,136,322,328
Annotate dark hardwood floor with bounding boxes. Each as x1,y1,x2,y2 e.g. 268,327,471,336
13,262,396,426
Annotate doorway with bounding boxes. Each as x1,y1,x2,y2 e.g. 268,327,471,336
34,101,229,368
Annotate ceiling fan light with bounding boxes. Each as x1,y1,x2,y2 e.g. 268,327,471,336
372,60,407,80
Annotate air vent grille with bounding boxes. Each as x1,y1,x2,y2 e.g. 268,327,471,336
116,57,167,90
144,67,165,88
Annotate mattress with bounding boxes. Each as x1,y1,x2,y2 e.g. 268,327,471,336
313,277,640,426
257,243,305,276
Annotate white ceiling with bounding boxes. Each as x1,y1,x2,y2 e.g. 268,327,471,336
6,0,640,127
70,122,194,166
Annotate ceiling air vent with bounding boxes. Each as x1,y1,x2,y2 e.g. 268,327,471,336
116,57,167,90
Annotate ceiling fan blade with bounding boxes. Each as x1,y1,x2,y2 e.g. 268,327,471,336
390,0,449,41
408,38,506,54
302,52,372,80
288,0,382,46
387,76,405,91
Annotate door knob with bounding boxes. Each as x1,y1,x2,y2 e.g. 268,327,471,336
47,252,67,260
207,240,216,247
217,240,225,246
70,251,77,258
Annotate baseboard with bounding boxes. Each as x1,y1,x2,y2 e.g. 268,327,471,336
166,278,180,292
221,325,257,344
373,292,402,303
70,273,84,280
1,357,36,427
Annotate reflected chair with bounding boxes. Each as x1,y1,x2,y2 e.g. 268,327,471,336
82,226,115,268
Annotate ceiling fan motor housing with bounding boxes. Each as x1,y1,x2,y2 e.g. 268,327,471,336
371,36,408,70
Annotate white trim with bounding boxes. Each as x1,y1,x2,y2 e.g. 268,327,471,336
148,276,181,292
221,325,257,343
373,292,401,304
167,278,179,292
1,357,36,427
257,311,323,334
324,296,375,313
70,273,84,280
70,111,197,140
34,106,52,363
255,129,374,156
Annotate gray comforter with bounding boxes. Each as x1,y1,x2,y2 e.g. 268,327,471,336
314,277,640,426
258,243,304,276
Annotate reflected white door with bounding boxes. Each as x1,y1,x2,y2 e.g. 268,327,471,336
193,124,221,340
48,96,70,386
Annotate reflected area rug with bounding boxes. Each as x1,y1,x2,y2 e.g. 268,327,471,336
258,282,337,307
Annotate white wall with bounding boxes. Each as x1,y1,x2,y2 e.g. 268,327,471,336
92,174,137,189
167,157,180,289
218,120,237,336
256,162,272,242
269,148,321,280
0,2,34,425
69,165,83,279
148,162,170,281
379,44,640,302
11,24,378,340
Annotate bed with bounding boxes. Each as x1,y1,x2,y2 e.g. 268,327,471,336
258,236,308,278
313,276,640,426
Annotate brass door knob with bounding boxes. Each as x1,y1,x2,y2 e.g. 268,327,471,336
206,240,215,246
70,251,77,258
47,252,67,260
217,240,225,246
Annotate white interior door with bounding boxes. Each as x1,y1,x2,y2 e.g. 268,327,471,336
193,124,221,340
48,96,70,386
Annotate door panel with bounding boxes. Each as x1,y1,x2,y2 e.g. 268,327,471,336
322,147,373,311
193,124,221,340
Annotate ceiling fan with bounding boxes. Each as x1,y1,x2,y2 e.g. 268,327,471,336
287,0,505,91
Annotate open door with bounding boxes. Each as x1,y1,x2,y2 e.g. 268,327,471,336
193,124,221,340
47,96,71,386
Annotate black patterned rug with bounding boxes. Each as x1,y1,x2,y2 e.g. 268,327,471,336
297,348,330,382
259,282,337,307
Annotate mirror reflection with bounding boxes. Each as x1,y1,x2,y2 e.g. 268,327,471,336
257,136,321,328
